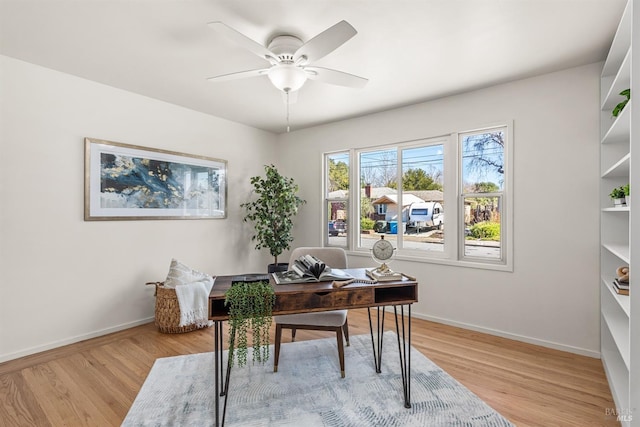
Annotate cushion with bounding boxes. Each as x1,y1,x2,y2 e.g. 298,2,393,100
275,310,347,327
164,259,211,289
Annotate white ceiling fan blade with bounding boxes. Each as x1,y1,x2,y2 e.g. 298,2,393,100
208,21,278,63
304,66,368,89
207,68,270,82
293,20,357,64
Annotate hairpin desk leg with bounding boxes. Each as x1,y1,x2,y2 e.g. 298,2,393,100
213,321,236,427
368,304,412,408
367,306,386,373
394,305,412,408
214,320,222,427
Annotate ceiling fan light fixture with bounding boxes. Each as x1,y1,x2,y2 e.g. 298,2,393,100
267,65,307,93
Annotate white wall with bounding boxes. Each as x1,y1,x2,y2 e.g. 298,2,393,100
0,56,602,361
278,63,602,356
0,56,278,362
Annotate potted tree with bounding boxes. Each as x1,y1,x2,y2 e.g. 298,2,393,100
242,164,306,273
610,186,627,207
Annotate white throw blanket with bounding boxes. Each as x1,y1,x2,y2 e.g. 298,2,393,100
174,277,215,327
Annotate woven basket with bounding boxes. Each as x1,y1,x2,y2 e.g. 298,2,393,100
146,282,209,334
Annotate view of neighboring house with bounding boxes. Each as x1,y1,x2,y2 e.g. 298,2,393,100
330,184,499,235
371,191,444,234
329,186,447,235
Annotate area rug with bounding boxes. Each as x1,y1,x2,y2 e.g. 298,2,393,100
122,331,513,426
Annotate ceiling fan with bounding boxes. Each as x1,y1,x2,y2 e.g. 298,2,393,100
207,20,368,96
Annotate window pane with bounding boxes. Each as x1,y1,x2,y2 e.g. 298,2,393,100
327,201,348,246
359,149,397,248
461,128,505,262
464,196,501,259
326,152,349,247
401,144,444,252
327,153,350,197
462,130,504,192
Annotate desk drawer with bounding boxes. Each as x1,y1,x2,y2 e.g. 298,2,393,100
274,288,374,313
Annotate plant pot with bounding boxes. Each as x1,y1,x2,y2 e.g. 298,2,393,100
625,196,631,207
268,263,289,273
613,198,626,207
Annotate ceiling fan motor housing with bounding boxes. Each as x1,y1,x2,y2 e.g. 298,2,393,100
266,35,308,92
267,35,304,63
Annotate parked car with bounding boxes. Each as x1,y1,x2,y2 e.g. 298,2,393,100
328,221,339,236
328,220,347,236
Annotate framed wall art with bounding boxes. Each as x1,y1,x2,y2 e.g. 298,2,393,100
84,138,227,220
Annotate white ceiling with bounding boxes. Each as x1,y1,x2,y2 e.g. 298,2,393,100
0,0,627,134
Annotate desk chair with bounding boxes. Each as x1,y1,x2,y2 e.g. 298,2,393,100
273,247,349,378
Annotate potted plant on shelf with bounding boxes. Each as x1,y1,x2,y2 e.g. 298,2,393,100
610,186,627,207
624,184,630,207
612,88,630,118
242,164,306,273
225,280,275,367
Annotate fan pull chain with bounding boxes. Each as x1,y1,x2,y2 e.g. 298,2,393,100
286,90,290,133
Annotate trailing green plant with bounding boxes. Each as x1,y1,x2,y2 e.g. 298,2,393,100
623,184,630,196
467,221,500,241
241,165,306,266
612,89,630,118
224,280,275,367
610,186,626,199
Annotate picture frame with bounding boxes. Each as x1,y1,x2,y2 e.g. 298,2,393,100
84,138,227,220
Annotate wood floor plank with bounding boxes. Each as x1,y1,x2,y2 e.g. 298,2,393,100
0,308,619,426
55,354,127,424
20,363,86,426
85,347,144,403
46,359,114,426
0,373,51,427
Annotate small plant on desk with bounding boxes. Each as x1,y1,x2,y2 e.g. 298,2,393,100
225,281,275,367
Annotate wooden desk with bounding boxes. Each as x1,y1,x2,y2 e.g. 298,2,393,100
209,268,418,427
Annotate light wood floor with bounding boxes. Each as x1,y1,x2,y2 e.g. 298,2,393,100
0,309,619,426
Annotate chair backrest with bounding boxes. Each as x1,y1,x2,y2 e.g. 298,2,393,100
288,247,348,269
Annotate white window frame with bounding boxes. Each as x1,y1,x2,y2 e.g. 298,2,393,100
457,124,512,269
396,137,449,258
324,151,350,248
322,122,513,271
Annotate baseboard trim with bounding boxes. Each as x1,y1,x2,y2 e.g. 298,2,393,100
2,312,601,363
0,317,155,363
411,312,601,359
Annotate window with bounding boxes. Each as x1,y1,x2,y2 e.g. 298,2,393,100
460,127,506,263
323,123,511,269
355,139,445,253
325,152,349,247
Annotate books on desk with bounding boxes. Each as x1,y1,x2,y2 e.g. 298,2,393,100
366,267,403,282
272,254,353,284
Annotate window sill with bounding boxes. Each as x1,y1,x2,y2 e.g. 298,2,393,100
346,249,513,272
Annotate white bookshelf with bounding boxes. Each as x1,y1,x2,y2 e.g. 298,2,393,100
600,1,636,425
